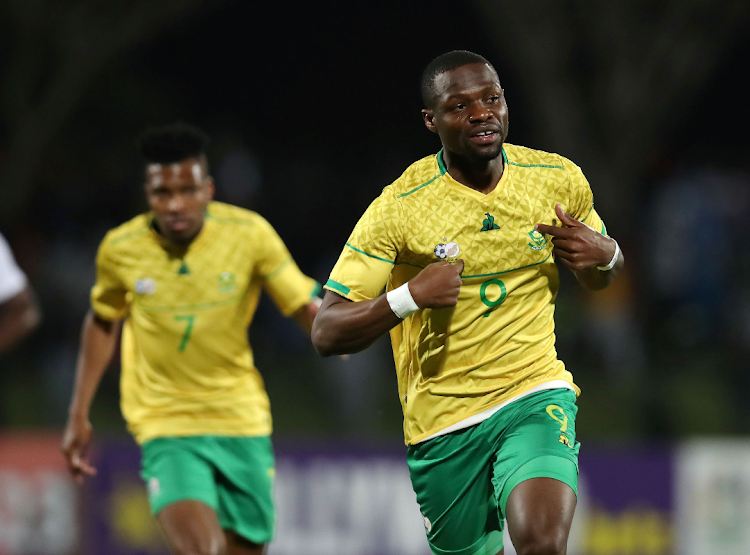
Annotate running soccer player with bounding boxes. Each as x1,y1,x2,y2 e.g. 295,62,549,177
61,124,321,555
312,51,624,555
0,232,40,354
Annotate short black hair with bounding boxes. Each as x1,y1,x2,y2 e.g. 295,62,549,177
137,123,209,164
421,50,495,108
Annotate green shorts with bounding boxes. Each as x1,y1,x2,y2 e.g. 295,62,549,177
407,389,580,555
140,435,275,545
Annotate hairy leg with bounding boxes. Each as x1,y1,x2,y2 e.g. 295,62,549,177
225,530,265,555
157,500,227,555
505,477,576,555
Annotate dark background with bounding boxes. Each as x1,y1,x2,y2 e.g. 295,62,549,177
1,0,749,443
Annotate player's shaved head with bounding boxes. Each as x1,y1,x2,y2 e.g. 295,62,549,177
421,50,496,109
137,122,209,169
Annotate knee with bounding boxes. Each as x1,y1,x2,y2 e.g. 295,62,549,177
515,531,567,555
170,534,227,555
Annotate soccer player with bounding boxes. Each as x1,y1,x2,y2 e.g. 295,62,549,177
0,232,40,354
61,124,321,555
312,51,624,555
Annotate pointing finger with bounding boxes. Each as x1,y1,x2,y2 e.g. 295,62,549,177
534,223,571,237
555,204,580,227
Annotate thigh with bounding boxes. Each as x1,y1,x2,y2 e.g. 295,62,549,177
407,427,504,555
158,499,227,555
490,389,580,516
211,436,275,547
505,477,576,554
141,437,219,517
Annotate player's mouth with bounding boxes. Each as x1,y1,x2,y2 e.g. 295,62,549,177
469,130,499,144
166,219,192,233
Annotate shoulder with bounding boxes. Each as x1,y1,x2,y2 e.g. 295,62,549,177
205,201,263,226
503,143,579,174
100,213,151,251
384,152,444,200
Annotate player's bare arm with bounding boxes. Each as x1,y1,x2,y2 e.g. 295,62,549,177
312,260,464,356
291,297,322,335
0,286,41,354
535,204,624,291
61,311,121,484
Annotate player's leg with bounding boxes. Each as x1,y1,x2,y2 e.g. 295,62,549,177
407,426,505,555
489,389,581,555
210,436,275,553
505,477,576,555
224,530,265,555
157,500,227,555
141,437,225,555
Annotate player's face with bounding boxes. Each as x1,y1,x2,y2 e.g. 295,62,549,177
144,158,214,244
422,63,508,162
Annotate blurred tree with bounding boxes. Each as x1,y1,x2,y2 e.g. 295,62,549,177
471,0,750,232
0,0,230,227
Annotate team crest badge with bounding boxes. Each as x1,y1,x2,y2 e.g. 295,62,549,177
480,212,500,231
527,229,548,251
218,271,237,294
434,241,460,259
134,278,156,295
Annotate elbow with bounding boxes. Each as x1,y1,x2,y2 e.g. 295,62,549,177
311,321,337,357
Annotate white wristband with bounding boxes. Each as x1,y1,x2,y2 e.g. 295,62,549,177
386,282,420,319
597,239,620,271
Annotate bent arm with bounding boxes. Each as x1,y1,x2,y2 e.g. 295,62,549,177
291,297,323,335
311,291,402,357
0,286,41,354
571,243,624,291
67,310,121,419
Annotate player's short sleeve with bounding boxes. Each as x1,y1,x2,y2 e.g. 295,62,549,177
325,186,402,302
0,233,28,303
254,216,319,316
565,158,608,236
91,238,130,320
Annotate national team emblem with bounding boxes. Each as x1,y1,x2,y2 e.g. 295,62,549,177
434,241,460,259
480,212,500,231
527,229,548,251
218,271,237,294
134,278,156,295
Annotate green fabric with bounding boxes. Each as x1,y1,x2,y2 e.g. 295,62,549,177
141,435,275,544
407,389,580,555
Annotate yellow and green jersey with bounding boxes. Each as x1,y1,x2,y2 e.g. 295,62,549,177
326,144,606,445
92,201,319,444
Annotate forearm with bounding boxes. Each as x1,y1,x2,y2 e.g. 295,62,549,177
311,292,402,356
68,311,120,418
573,248,625,291
291,298,322,335
0,287,41,353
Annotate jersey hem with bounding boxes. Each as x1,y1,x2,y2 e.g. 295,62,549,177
404,377,580,446
132,425,273,445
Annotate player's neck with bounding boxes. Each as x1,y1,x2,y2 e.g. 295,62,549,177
442,150,504,195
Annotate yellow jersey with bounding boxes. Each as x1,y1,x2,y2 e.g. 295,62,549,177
92,201,319,444
326,145,606,445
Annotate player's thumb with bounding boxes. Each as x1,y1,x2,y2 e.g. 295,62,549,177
453,259,464,275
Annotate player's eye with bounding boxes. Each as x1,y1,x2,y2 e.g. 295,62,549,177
453,103,465,111
488,95,500,103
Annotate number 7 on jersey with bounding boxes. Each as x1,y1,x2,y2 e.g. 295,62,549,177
174,315,196,352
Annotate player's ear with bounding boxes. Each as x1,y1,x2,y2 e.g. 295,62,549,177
422,109,438,134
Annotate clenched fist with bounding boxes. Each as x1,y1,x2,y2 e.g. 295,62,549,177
409,259,464,309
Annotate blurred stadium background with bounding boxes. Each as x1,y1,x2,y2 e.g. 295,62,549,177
1,1,750,554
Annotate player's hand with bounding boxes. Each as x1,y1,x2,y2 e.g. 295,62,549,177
409,259,464,308
61,415,97,484
534,204,616,272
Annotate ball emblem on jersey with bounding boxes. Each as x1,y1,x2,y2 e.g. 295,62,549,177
434,242,460,259
135,278,156,295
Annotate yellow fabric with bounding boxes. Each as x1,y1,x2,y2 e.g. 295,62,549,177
326,144,607,445
91,201,319,444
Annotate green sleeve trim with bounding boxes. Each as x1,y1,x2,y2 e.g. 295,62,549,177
345,243,395,264
502,148,564,169
325,279,350,296
601,221,607,236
